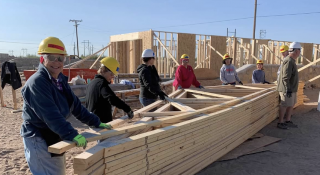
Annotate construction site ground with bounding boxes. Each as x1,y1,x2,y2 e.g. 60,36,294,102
0,82,319,175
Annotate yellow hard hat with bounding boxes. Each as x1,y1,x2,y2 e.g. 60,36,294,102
38,37,67,55
223,53,231,60
181,54,189,59
256,60,263,64
100,57,120,76
280,45,289,53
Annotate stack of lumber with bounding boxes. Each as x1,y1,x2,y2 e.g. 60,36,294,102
71,88,279,175
48,83,306,175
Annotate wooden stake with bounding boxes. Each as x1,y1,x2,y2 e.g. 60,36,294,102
0,80,4,107
12,87,17,110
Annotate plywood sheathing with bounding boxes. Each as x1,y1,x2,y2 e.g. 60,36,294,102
301,43,313,65
110,32,140,42
138,30,153,51
194,68,219,80
177,33,196,68
210,36,226,77
134,40,142,72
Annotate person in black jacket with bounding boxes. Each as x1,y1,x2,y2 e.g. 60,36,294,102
1,61,22,90
86,57,134,125
137,49,168,107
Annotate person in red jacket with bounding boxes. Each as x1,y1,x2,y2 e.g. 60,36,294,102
173,54,204,90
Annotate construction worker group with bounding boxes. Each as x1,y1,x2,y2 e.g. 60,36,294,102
20,36,301,174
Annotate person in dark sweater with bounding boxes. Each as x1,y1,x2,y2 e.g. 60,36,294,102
21,37,110,175
86,57,134,124
137,49,168,107
252,60,270,84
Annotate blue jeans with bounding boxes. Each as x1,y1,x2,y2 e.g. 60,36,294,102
222,82,236,85
23,137,66,175
139,98,157,107
139,98,158,112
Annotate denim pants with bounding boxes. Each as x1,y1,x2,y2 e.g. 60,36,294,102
23,137,66,175
139,98,157,107
222,82,236,85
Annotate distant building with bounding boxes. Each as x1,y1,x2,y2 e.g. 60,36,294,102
0,53,9,59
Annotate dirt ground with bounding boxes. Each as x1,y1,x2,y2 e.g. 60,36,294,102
197,88,320,175
0,81,319,175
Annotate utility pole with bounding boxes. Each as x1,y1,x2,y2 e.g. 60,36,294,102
8,50,13,56
87,41,90,55
260,30,266,39
252,0,258,62
73,42,76,57
91,45,93,55
82,40,89,57
21,48,27,57
69,19,82,58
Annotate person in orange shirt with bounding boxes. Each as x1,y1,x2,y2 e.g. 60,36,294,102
173,54,204,90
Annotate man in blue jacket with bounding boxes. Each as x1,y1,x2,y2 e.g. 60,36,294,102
21,37,110,175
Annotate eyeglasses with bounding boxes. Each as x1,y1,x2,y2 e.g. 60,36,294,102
46,55,66,62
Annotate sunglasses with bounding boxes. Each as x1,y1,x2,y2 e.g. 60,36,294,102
46,55,66,62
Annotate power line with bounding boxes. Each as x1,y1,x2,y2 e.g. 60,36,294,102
69,19,82,58
81,40,89,57
79,11,320,34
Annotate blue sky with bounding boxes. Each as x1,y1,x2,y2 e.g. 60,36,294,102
1,0,319,57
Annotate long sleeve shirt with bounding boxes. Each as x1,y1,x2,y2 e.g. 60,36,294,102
21,63,101,141
173,65,200,90
276,56,299,92
220,64,240,84
252,69,269,84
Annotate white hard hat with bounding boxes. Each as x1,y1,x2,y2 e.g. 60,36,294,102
142,49,155,58
289,42,301,49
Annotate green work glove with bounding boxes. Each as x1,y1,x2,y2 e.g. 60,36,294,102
73,134,87,149
99,123,113,130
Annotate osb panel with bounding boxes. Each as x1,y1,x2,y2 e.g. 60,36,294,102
256,39,269,45
135,40,142,70
241,38,251,44
127,41,132,73
138,30,153,51
116,41,126,73
194,68,219,80
302,43,313,65
210,35,226,76
177,33,196,68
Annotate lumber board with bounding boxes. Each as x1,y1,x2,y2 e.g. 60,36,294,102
147,96,277,162
140,111,186,117
175,91,187,98
73,87,280,174
172,98,234,102
180,109,278,175
154,104,171,112
50,91,183,154
187,93,212,99
73,146,105,170
150,108,278,175
235,85,267,90
158,108,278,175
74,159,105,175
184,89,237,99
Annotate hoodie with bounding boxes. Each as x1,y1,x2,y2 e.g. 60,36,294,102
137,64,161,99
220,64,240,84
173,65,200,90
85,75,131,123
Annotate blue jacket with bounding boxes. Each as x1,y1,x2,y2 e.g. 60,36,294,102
20,63,101,141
